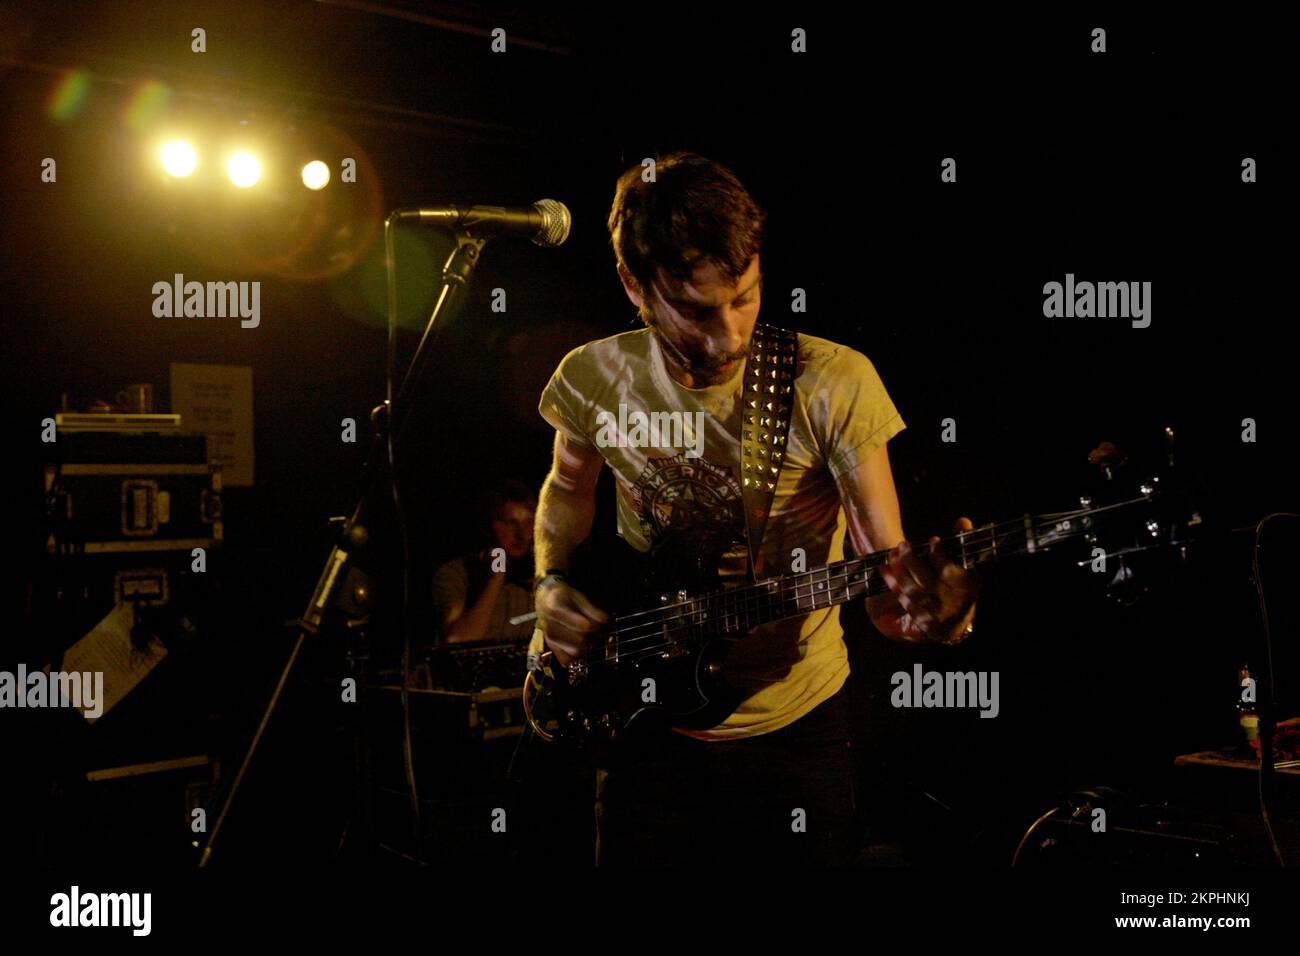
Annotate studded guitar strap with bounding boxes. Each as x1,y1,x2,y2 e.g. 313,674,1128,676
738,323,798,581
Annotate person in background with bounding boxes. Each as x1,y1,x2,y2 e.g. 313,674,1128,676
433,479,538,645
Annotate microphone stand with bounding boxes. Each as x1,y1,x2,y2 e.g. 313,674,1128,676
198,216,487,867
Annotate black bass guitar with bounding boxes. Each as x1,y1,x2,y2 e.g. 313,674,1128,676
523,464,1200,749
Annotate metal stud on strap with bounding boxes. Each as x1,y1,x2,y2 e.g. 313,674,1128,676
740,323,798,580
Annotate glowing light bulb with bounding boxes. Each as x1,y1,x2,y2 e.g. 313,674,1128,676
160,140,197,177
227,151,261,188
301,160,330,190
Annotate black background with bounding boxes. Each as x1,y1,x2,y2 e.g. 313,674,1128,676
2,1,1297,887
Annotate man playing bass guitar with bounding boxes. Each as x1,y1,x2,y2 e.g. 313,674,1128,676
530,152,979,866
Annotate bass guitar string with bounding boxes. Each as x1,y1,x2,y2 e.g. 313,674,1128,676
594,509,1099,663
602,495,1148,654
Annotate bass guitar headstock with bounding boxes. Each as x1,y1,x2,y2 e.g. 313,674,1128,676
1074,427,1204,604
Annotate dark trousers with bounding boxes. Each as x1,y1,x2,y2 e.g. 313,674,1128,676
594,686,860,866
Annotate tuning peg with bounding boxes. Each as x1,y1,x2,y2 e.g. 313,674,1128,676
1088,441,1128,481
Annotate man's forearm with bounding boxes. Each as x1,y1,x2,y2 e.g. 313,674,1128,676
533,473,595,575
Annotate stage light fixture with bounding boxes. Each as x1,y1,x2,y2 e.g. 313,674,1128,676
301,160,330,190
227,151,261,188
160,140,197,177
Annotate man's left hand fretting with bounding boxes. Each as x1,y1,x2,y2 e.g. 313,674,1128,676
881,515,980,643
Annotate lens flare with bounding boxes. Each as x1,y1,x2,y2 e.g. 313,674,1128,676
47,69,91,122
124,80,170,130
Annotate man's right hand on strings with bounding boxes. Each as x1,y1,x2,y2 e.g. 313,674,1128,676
536,580,609,667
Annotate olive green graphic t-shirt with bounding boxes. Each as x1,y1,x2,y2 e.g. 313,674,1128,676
533,326,905,739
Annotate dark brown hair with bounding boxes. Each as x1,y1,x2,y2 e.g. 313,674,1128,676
607,152,766,302
478,479,537,540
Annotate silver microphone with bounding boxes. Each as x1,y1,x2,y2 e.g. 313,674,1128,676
393,199,571,247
